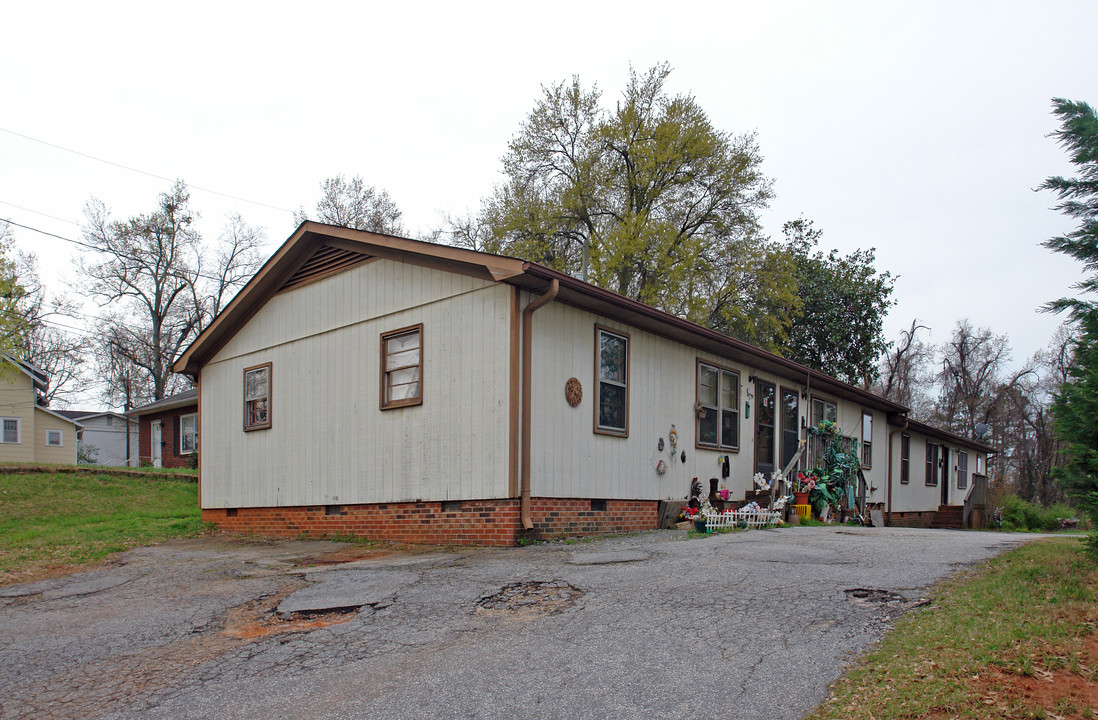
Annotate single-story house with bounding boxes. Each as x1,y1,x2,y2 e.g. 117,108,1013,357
0,355,81,465
55,411,139,466
172,223,992,545
127,389,198,468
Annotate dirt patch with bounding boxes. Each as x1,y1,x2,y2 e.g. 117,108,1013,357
222,581,359,639
966,635,1098,719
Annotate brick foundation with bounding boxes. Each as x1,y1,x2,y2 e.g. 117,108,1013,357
887,510,938,528
203,497,660,547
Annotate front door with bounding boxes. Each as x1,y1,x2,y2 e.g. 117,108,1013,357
779,387,800,477
151,420,162,468
755,380,776,476
941,446,950,506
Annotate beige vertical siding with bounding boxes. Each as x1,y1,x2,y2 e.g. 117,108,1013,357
201,259,512,509
527,299,900,505
528,300,797,502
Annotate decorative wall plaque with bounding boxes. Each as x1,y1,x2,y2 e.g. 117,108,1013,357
565,377,583,407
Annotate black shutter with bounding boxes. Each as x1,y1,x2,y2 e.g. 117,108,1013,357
173,415,180,457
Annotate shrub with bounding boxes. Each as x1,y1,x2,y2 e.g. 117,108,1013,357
998,494,1080,532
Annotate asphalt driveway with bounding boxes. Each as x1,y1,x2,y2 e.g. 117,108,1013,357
0,526,1044,720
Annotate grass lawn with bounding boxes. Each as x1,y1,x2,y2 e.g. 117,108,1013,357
808,537,1098,720
0,471,206,585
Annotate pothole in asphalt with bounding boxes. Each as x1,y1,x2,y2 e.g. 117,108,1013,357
476,580,583,616
222,583,367,639
844,588,926,607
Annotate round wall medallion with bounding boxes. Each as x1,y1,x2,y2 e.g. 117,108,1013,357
565,377,583,407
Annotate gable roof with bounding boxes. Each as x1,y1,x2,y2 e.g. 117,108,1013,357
173,222,905,414
2,354,48,394
127,388,199,417
35,405,83,428
55,410,134,423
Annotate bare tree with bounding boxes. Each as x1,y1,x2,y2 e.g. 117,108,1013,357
197,211,265,322
935,319,1034,439
13,252,89,407
875,318,934,418
294,175,404,235
81,181,265,405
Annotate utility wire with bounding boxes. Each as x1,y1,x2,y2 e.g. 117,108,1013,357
0,126,296,215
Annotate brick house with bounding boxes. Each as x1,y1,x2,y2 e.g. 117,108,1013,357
127,389,198,469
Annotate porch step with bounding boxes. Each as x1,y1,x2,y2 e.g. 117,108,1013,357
931,505,964,529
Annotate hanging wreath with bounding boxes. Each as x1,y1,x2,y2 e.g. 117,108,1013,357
564,377,583,407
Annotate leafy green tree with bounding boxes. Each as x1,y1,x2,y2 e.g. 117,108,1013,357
470,64,793,349
0,221,30,361
1042,98,1098,538
1051,308,1098,545
1040,98,1098,318
780,219,895,385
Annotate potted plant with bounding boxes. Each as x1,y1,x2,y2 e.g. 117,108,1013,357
794,471,817,506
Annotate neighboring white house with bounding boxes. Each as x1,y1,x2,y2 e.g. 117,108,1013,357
173,223,992,545
0,356,81,465
56,411,139,467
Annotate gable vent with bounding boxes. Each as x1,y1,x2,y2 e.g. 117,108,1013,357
279,244,373,292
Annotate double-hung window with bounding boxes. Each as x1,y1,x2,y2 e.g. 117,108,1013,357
180,413,198,454
244,363,272,431
46,429,62,447
811,398,837,425
925,441,940,486
957,451,969,490
594,326,628,436
381,325,423,410
1,418,19,444
860,411,873,468
696,361,739,450
900,433,910,483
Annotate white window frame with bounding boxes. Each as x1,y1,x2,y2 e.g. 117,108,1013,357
180,413,198,455
1,417,20,444
696,360,739,451
957,450,969,490
46,428,63,447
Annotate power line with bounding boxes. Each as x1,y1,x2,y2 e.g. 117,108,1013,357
1,216,261,288
0,126,296,215
0,199,80,227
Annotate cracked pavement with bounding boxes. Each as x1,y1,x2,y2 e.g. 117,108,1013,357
0,527,1044,719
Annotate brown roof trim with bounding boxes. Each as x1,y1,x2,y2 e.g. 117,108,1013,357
174,223,904,415
172,223,526,376
127,388,199,417
513,263,908,415
887,415,996,454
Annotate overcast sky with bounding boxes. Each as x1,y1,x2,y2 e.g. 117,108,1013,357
2,1,1093,409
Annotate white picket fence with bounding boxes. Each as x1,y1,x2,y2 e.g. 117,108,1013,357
701,509,782,530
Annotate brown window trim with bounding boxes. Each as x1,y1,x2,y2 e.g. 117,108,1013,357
925,441,939,486
694,358,740,452
243,362,272,432
380,323,424,411
900,433,910,484
860,410,873,469
593,324,629,437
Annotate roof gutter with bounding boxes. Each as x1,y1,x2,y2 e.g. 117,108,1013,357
520,278,559,531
